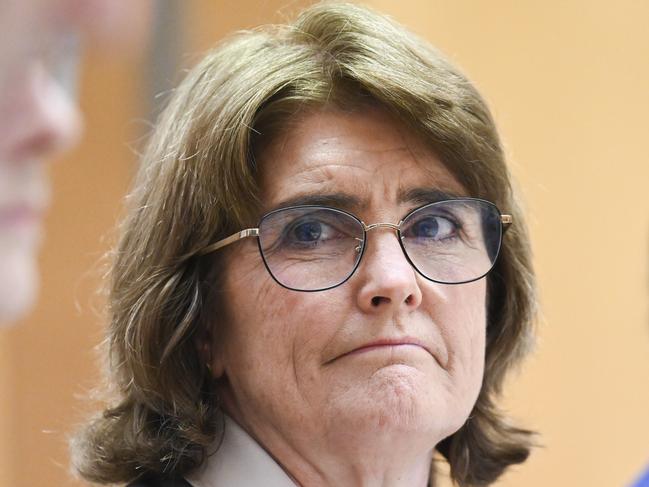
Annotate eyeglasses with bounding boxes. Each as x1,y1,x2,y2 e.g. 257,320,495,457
201,198,512,292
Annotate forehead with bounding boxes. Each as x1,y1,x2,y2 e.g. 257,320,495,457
257,107,466,213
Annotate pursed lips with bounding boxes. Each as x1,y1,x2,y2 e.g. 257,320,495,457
326,337,439,365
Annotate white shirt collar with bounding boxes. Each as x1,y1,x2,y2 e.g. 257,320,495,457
185,415,297,487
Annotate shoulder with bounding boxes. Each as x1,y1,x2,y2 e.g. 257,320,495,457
126,476,192,487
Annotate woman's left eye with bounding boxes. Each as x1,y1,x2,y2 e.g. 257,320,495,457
407,216,456,240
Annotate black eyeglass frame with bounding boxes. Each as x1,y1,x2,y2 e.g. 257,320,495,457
200,197,512,292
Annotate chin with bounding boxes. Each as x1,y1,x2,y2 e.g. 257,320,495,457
0,252,39,326
324,364,464,448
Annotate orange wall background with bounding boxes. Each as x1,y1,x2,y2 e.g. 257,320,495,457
1,1,648,486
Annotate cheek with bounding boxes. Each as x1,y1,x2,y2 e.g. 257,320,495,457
220,255,289,360
218,248,340,385
428,279,487,398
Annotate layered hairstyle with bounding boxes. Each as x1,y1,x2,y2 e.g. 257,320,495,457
72,2,537,485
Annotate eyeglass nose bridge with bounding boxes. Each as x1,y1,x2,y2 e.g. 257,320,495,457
355,221,404,253
362,221,401,232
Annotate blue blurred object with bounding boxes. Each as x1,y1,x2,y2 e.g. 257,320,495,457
632,465,649,487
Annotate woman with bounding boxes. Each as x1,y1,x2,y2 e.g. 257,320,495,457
72,3,537,486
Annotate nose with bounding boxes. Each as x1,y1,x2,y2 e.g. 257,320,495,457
355,228,423,313
0,61,82,162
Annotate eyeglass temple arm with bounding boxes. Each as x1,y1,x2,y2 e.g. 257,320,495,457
200,228,259,255
501,214,513,233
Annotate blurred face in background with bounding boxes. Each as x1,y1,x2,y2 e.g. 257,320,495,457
0,0,151,325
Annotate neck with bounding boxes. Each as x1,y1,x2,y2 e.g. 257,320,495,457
225,407,436,487
292,447,434,487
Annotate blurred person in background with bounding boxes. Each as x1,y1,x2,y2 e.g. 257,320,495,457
0,0,150,326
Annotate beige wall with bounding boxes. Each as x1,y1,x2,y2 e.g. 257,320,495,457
1,1,647,486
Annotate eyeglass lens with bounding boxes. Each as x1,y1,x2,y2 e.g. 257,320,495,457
257,200,502,291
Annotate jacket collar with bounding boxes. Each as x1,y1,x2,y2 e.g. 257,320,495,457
185,415,297,487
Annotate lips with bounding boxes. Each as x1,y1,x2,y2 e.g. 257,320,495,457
330,337,436,364
0,204,43,226
0,203,45,245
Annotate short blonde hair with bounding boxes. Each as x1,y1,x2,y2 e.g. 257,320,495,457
72,3,537,485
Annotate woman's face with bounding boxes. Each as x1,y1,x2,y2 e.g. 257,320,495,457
213,107,487,459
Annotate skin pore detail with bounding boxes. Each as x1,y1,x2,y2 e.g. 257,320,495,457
213,106,487,486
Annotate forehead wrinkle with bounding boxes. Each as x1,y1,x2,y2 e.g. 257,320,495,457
259,107,466,216
263,162,374,209
302,147,408,177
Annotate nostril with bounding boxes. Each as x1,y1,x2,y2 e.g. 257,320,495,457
12,132,59,161
371,296,389,307
370,294,415,307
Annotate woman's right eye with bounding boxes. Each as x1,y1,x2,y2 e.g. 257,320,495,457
291,221,323,242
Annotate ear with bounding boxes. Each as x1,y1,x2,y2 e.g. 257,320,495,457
195,327,226,378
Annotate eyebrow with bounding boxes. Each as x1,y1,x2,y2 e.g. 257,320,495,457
268,187,464,213
398,187,464,206
269,193,363,212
